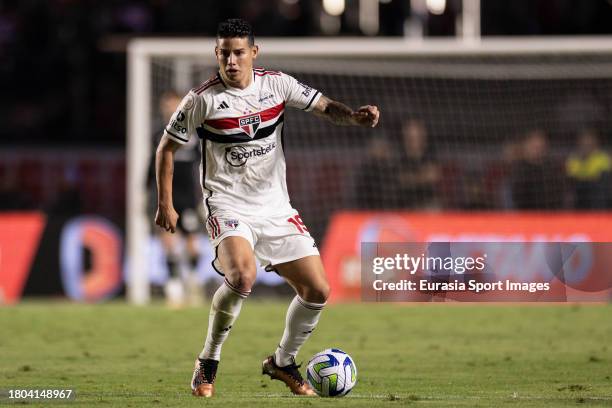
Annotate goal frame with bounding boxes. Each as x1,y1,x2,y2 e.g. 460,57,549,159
127,36,612,304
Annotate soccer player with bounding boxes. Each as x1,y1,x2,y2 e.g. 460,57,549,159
155,18,379,397
148,90,202,307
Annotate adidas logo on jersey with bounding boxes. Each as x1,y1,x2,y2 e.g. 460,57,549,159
216,101,229,110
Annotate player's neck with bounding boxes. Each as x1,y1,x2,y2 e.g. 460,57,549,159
220,70,253,90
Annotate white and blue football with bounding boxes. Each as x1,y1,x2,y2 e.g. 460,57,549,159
306,348,357,397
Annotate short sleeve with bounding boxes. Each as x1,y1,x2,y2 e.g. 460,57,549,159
280,72,322,112
163,91,204,145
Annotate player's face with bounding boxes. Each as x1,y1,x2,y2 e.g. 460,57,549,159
215,37,258,89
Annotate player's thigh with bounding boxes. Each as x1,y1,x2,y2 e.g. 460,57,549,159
217,236,258,291
274,255,330,303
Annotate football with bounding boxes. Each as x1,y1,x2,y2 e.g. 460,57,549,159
306,348,357,397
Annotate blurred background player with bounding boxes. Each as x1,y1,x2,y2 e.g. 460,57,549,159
566,128,611,209
396,119,441,209
510,129,563,210
353,136,396,209
148,90,203,307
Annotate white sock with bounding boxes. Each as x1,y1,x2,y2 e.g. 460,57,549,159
199,278,249,361
275,295,325,367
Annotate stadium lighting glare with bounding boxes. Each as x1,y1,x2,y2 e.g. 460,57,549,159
320,11,341,34
323,0,345,16
426,0,446,15
360,0,379,35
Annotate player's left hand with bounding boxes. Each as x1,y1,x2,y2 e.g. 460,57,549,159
155,205,179,233
352,105,379,128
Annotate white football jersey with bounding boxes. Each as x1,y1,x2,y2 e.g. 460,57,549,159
164,68,322,218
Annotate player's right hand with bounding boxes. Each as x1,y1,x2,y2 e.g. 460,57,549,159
351,105,380,128
155,205,179,233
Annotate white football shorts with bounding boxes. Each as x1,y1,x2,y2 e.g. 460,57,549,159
205,209,320,275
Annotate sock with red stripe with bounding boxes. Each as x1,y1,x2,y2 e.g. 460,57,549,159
199,278,249,361
274,295,326,367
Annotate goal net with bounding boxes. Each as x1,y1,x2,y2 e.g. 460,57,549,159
127,38,612,304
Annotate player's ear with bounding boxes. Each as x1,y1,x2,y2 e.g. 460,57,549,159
251,44,259,59
214,45,219,58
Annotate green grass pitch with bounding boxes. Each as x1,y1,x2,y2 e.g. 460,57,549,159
1,301,611,407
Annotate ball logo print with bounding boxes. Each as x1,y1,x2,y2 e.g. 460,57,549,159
306,349,357,397
225,145,248,167
224,143,276,167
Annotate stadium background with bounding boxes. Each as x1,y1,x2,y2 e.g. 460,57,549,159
1,0,612,300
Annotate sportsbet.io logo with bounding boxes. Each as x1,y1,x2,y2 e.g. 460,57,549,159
225,143,276,167
169,111,187,135
297,81,313,98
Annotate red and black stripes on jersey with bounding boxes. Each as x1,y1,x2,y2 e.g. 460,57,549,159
204,102,284,131
193,75,221,95
197,102,285,144
254,67,281,76
197,115,284,143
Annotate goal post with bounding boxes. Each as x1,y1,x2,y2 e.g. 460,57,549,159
127,37,612,304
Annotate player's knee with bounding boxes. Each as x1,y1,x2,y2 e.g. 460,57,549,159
301,282,330,304
225,263,256,292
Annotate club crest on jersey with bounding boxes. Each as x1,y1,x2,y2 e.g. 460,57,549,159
238,113,261,138
224,219,239,229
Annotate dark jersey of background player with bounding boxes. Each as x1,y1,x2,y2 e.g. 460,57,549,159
511,129,563,210
148,90,202,307
148,127,200,232
396,119,441,209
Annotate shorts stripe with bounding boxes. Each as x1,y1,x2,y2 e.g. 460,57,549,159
206,218,212,238
209,217,214,238
213,217,221,238
207,217,220,239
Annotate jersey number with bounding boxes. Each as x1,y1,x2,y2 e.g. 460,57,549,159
287,215,308,234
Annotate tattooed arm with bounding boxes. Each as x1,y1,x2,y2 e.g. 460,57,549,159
312,95,380,128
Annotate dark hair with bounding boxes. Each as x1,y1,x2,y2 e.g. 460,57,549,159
217,18,254,46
